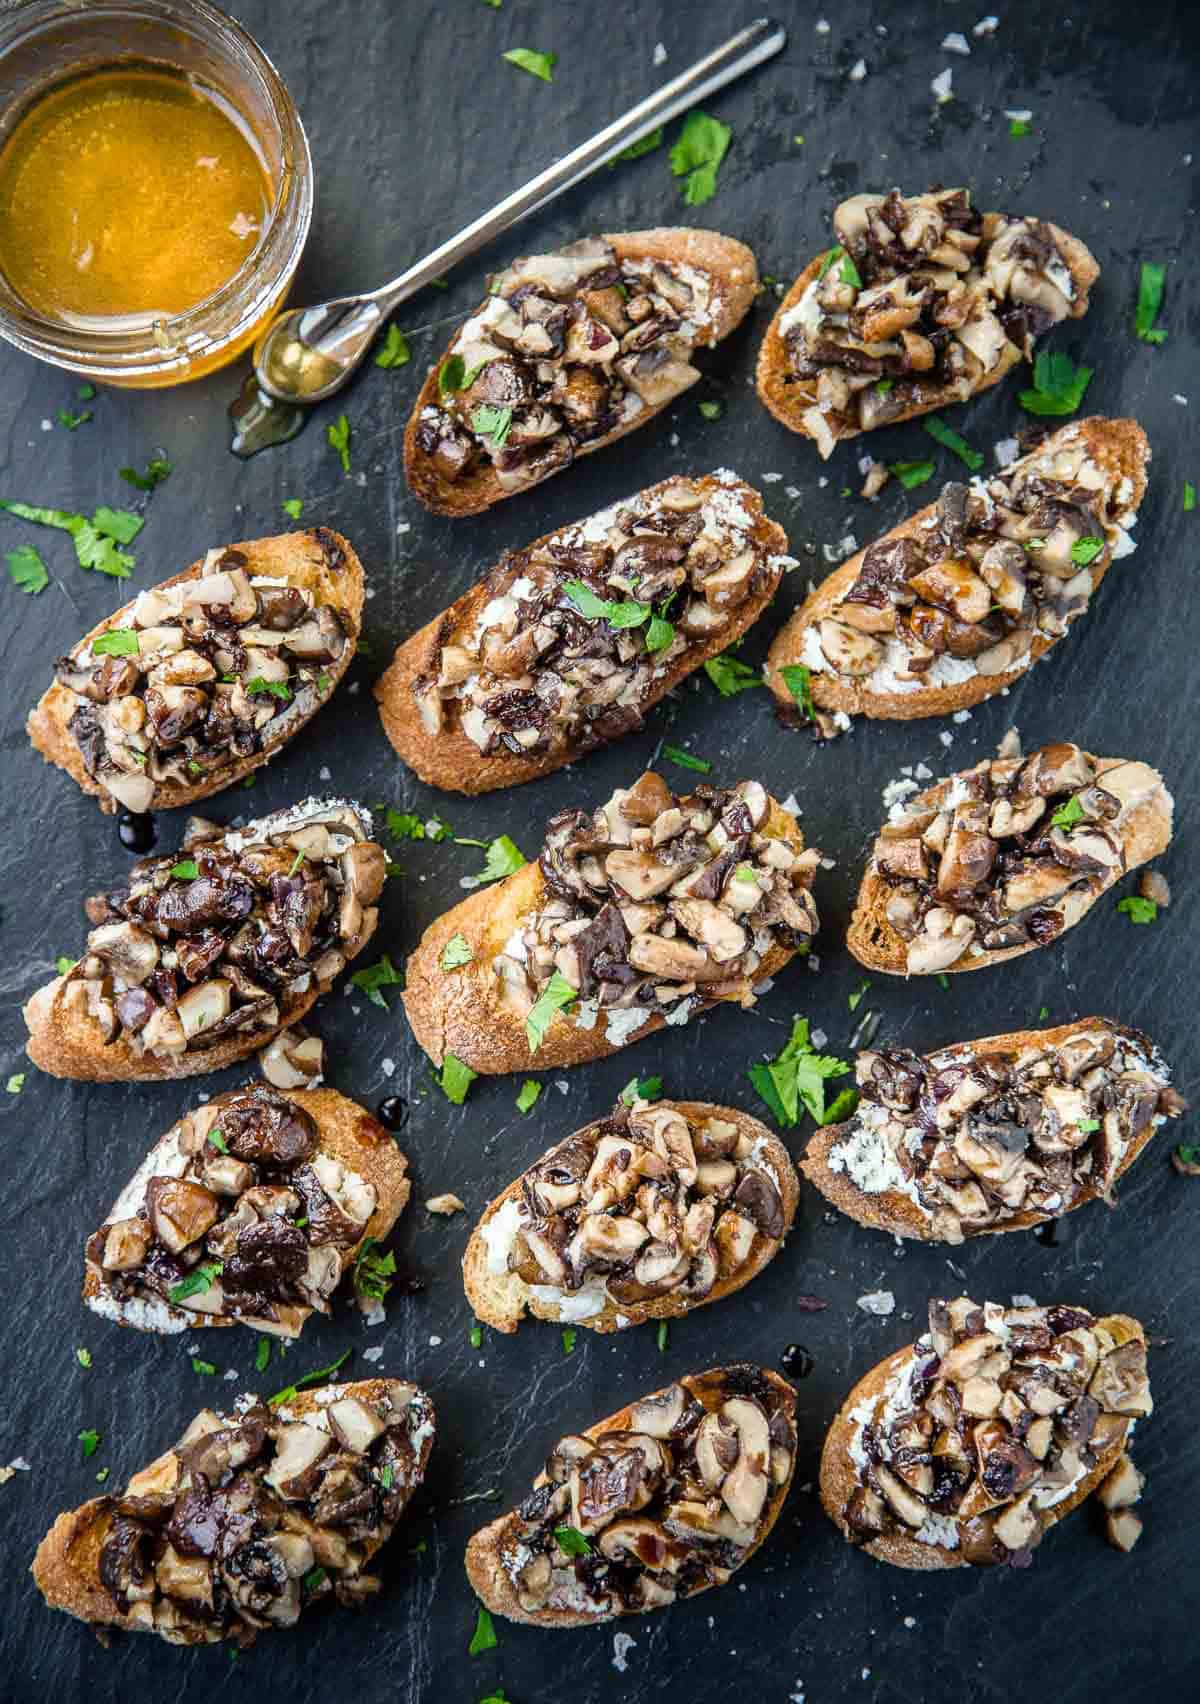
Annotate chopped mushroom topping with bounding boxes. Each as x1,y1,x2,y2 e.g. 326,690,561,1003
868,744,1160,972
95,1380,432,1644
86,1084,378,1336
415,239,723,494
780,188,1084,455
828,1021,1184,1243
55,534,353,814
410,474,784,762
485,1099,787,1317
61,799,384,1061
801,433,1135,696
841,1295,1150,1567
494,775,819,1042
499,1366,795,1617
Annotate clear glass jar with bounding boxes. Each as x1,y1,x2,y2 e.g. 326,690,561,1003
0,0,313,387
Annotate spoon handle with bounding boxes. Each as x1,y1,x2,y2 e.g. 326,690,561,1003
370,17,786,314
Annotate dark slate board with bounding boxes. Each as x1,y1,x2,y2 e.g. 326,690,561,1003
1,3,1198,1701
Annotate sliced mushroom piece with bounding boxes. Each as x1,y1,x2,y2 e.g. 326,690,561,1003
145,1177,221,1255
514,1551,552,1611
627,1383,695,1439
175,979,232,1043
630,1238,689,1293
101,1215,152,1272
200,1153,256,1196
1105,1507,1143,1552
714,1208,756,1275
909,558,992,624
605,849,679,901
873,1464,929,1528
993,1490,1041,1553
628,932,720,981
906,916,975,974
88,921,160,985
258,1027,325,1090
597,1517,676,1570
263,1423,334,1500
662,1499,757,1548
575,1214,650,1266
327,1397,387,1454
1097,1454,1144,1510
1003,861,1077,913
720,1397,771,1525
1089,1341,1152,1416
817,617,884,676
154,1543,214,1608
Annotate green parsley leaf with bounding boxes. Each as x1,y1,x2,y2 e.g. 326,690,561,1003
0,498,84,533
1176,1144,1200,1168
441,934,474,971
95,1467,110,1483
6,545,47,594
92,507,143,544
92,627,140,657
698,399,724,421
553,1525,593,1557
516,1079,542,1113
1050,795,1085,831
503,47,556,82
778,663,815,722
438,1052,478,1104
375,324,411,368
170,859,199,880
661,744,711,773
1077,1117,1101,1134
282,497,304,520
1070,535,1105,566
923,416,983,470
78,384,96,400
76,1347,91,1369
57,405,93,430
936,973,951,991
5,1073,24,1094
1037,1006,1050,1021
656,1320,670,1352
1018,349,1094,416
839,252,864,289
824,1086,861,1124
191,1357,217,1376
668,109,731,207
246,675,292,702
645,613,675,652
471,403,514,447
119,456,171,491
288,849,305,877
303,1566,328,1593
256,1337,271,1373
349,954,405,1009
316,671,332,693
817,246,844,280
612,126,663,163
561,1327,577,1354
848,979,872,1012
1135,261,1167,343
269,1346,353,1407
327,413,352,472
55,956,77,975
563,578,652,631
379,1464,395,1489
469,1605,499,1654
748,1017,853,1127
79,1429,101,1459
384,810,429,842
73,522,134,578
469,1325,483,1349
620,1075,663,1105
875,378,895,394
474,835,527,885
526,971,578,1053
207,1128,229,1155
168,1261,223,1304
1009,117,1031,137
353,1237,397,1302
1186,481,1196,513
704,653,761,697
890,459,936,490
437,354,486,397
1116,895,1158,925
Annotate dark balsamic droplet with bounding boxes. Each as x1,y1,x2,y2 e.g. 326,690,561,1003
376,1095,409,1132
1035,1219,1060,1248
118,811,156,854
780,1343,814,1379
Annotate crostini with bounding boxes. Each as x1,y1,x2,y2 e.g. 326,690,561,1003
28,528,363,815
403,772,820,1074
405,229,758,516
376,471,792,793
756,186,1097,455
466,1364,796,1624
821,1295,1149,1569
464,1095,797,1334
765,419,1147,734
803,1018,1185,1244
24,797,386,1081
32,1378,435,1645
848,742,1172,976
84,1083,410,1338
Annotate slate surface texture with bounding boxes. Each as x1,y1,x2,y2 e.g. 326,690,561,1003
0,2,1197,1701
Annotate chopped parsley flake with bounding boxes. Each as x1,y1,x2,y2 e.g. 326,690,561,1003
349,954,404,1008
469,1605,499,1654
440,934,474,970
170,859,199,880
438,1052,478,1104
502,48,556,82
657,1320,670,1352
748,1016,854,1127
375,324,411,368
191,1358,217,1376
612,127,663,163
890,459,936,490
76,1348,92,1369
79,1429,101,1459
526,971,578,1053
516,1079,542,1113
7,544,48,594
120,456,171,491
848,979,872,1012
1135,261,1168,343
1050,795,1085,831
698,399,724,421
620,1075,663,1105
561,1327,577,1354
778,663,815,722
353,1237,397,1302
168,1261,223,1304
554,1525,593,1557
282,497,304,520
327,413,352,472
256,1337,271,1373
471,403,514,447
1070,535,1104,566
668,109,731,207
923,416,983,470
92,627,140,657
269,1346,353,1407
704,653,761,697
1116,895,1157,925
1018,349,1093,416
661,744,711,773
245,676,292,702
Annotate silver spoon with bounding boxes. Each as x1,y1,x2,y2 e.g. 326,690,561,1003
253,17,786,405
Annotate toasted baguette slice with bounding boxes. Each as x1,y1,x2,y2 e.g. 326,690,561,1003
820,1297,1148,1570
464,1098,797,1334
32,1377,434,1645
24,797,385,1082
375,471,790,794
756,190,1097,450
847,744,1172,976
803,1017,1183,1243
28,528,363,815
402,774,818,1074
405,229,758,516
83,1083,410,1338
764,419,1148,729
466,1364,796,1625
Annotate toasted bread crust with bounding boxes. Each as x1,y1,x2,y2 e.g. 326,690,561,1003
31,1378,434,1633
846,753,1173,976
764,419,1149,722
27,529,364,813
401,796,808,1073
375,474,787,793
755,219,1098,444
818,1318,1140,1569
82,1085,410,1333
405,229,759,517
465,1365,796,1625
802,1018,1165,1241
462,1101,798,1333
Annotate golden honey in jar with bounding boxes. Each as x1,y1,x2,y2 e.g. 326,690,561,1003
0,63,272,327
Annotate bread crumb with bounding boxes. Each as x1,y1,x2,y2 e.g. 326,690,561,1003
425,1193,466,1215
